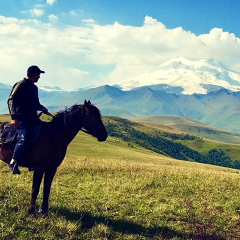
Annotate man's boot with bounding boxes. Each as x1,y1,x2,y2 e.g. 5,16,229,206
8,160,21,174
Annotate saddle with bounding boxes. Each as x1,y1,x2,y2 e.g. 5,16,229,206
0,121,42,170
0,122,17,147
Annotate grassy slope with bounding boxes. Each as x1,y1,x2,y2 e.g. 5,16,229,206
132,115,240,162
135,115,240,144
0,114,11,123
0,115,240,239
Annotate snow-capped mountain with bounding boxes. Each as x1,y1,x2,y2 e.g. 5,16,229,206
113,57,240,94
38,86,65,92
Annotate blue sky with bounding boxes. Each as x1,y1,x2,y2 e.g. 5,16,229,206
0,0,239,90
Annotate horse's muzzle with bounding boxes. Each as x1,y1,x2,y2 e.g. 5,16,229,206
98,132,108,142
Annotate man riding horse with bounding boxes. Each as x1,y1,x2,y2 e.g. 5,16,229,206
7,65,49,174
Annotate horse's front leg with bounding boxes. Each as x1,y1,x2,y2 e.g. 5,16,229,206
28,169,44,215
40,167,57,216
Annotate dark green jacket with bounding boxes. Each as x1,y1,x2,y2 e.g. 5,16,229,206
8,79,43,121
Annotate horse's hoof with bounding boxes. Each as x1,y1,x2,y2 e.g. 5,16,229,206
28,209,37,218
28,204,37,216
28,208,35,215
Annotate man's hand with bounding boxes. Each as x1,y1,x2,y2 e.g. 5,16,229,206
11,119,19,127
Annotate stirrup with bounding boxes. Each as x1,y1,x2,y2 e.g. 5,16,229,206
8,162,21,175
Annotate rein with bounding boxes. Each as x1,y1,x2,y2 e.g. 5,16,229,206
38,111,54,118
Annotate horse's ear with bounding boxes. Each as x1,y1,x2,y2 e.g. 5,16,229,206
84,100,92,106
84,100,92,109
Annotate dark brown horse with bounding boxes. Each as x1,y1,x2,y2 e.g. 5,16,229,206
0,100,108,216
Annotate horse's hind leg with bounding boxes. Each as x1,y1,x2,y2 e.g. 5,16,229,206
28,169,44,215
40,167,57,216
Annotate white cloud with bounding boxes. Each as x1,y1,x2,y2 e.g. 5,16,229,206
48,14,58,24
30,8,44,17
82,19,96,25
55,67,89,90
199,28,240,69
47,0,56,6
0,15,239,90
70,10,77,16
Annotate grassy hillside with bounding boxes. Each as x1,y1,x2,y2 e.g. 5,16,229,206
0,114,240,238
104,116,240,169
135,115,240,144
135,116,240,166
1,132,240,239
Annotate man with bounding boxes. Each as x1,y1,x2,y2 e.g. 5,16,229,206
7,65,48,174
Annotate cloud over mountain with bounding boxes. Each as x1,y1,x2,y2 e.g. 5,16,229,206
0,15,239,91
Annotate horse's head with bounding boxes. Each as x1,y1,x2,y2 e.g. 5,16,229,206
82,100,108,142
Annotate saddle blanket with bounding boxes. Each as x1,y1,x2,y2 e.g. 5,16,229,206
0,121,42,146
0,122,16,146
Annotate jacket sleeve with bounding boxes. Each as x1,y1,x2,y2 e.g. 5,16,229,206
7,82,23,120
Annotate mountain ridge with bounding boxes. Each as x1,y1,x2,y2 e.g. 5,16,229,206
1,83,240,133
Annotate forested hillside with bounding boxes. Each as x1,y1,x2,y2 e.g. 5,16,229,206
103,117,240,169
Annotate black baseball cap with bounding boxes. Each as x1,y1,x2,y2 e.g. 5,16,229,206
27,65,45,76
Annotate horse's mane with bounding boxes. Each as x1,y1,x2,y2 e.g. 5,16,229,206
51,104,83,128
51,103,101,129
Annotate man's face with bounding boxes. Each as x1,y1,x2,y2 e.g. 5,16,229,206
32,73,40,83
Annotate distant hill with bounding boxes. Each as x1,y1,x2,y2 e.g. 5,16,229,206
134,115,240,144
103,116,240,170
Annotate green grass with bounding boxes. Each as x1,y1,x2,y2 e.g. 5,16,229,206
0,114,11,123
135,115,240,144
177,138,240,161
0,132,240,239
1,115,240,239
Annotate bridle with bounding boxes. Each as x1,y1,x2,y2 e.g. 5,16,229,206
81,105,99,136
80,128,92,135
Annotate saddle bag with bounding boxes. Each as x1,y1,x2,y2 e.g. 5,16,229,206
0,122,17,146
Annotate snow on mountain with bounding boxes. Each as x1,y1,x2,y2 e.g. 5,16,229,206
114,57,240,94
38,86,66,92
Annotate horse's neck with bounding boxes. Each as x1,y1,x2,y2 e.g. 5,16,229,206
60,126,80,146
49,112,84,146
